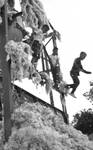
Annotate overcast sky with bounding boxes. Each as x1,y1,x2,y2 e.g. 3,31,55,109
15,0,93,122
40,0,93,121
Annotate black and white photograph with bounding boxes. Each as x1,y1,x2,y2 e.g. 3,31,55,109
0,0,93,149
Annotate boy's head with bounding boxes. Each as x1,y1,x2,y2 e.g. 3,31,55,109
41,24,49,33
80,51,87,60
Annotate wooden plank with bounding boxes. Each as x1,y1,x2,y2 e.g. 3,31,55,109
41,50,45,72
0,1,11,142
43,46,50,74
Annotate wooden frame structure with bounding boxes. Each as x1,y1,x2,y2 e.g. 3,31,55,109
0,0,69,143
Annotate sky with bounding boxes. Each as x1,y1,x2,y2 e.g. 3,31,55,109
15,0,93,122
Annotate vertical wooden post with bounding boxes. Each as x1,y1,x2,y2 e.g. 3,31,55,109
0,1,11,142
43,46,50,74
49,90,54,106
43,46,55,107
60,94,69,124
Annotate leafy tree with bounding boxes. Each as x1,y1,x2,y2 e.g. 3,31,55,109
72,109,93,135
3,100,93,150
83,81,93,104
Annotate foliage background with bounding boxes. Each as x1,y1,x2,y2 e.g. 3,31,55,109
2,90,93,150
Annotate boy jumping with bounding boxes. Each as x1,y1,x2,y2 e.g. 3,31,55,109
67,52,91,98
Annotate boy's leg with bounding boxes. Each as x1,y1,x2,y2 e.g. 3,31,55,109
70,75,80,94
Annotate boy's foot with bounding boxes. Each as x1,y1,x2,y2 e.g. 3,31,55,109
69,93,77,98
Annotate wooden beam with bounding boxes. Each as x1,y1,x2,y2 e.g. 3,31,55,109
41,50,45,72
0,0,11,142
43,46,50,74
